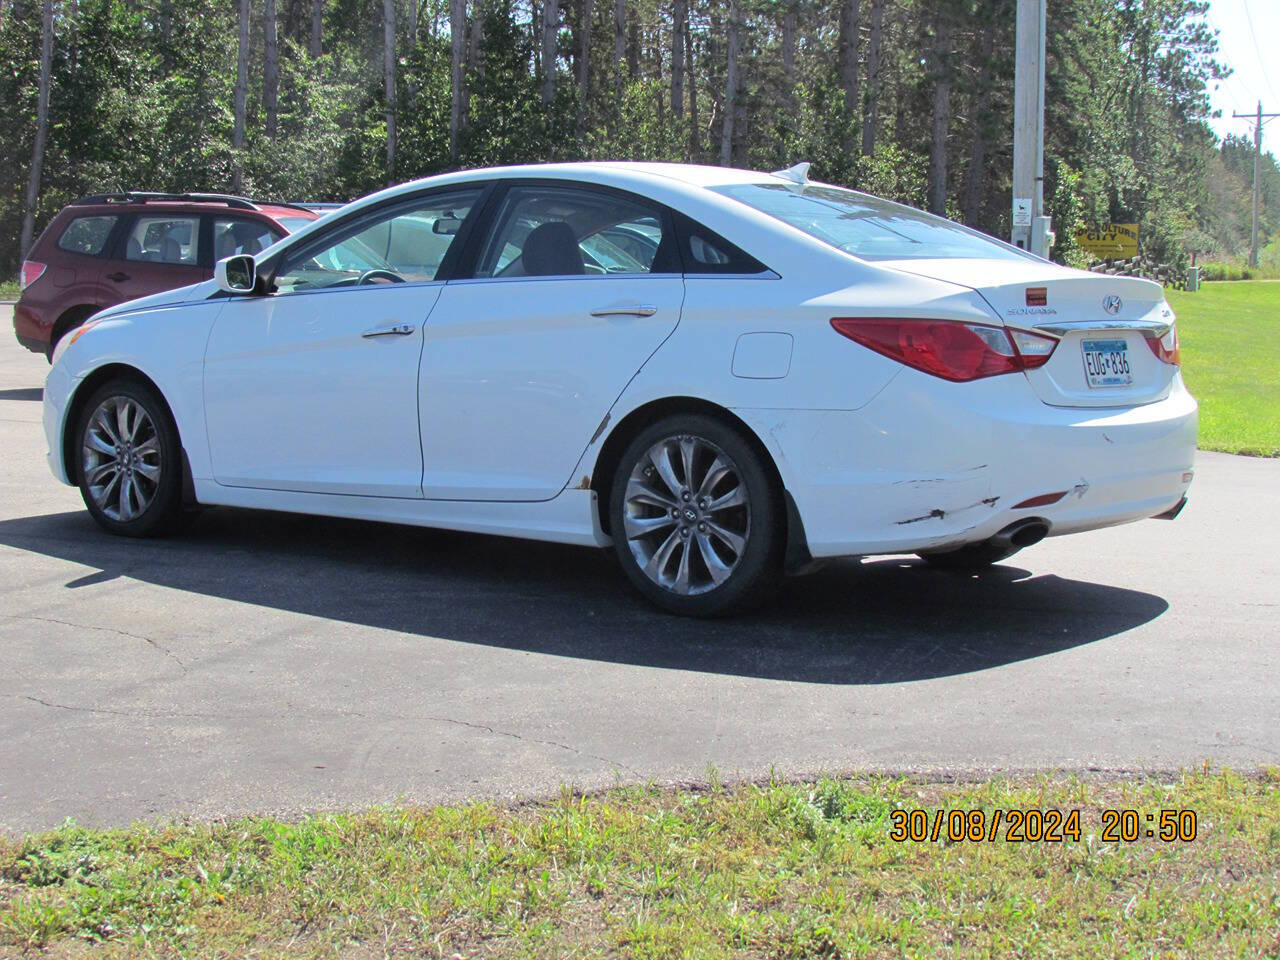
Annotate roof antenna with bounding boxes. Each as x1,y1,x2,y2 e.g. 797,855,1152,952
771,162,811,188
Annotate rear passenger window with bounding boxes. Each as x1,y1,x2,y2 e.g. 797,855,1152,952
125,216,200,265
57,216,117,256
474,187,677,278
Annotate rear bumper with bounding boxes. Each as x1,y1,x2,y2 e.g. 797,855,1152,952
13,302,52,354
735,369,1197,559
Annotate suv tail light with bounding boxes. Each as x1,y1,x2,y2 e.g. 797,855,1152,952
830,317,1059,382
1145,324,1180,366
20,260,47,291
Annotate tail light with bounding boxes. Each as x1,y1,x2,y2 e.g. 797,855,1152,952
1145,324,1180,366
20,260,46,291
830,317,1059,383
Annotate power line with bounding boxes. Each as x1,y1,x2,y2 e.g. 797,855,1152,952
1239,0,1279,101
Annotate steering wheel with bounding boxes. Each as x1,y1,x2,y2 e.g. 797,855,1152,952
357,268,405,285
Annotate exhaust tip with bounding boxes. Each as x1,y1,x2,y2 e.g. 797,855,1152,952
997,518,1050,549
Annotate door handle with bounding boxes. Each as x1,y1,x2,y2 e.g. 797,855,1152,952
106,272,129,282
361,323,416,338
590,304,658,318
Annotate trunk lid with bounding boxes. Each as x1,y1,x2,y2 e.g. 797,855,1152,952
880,258,1177,407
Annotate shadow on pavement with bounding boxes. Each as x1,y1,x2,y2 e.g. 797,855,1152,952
0,508,1169,685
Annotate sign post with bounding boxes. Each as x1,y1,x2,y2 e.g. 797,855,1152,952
1011,0,1048,257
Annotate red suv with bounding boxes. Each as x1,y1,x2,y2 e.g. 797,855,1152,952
14,192,319,358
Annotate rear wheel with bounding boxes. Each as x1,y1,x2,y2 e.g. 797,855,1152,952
609,414,781,616
74,379,183,537
917,542,1019,569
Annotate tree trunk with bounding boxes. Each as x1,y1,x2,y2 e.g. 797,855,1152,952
264,0,279,139
686,8,698,158
541,0,559,105
626,6,638,80
719,0,740,167
450,0,466,159
962,20,994,226
860,0,883,155
19,0,53,262
782,1,796,108
577,0,592,129
408,0,417,46
160,0,172,45
232,0,249,193
927,5,950,216
383,0,396,181
836,0,859,115
468,2,483,74
613,0,626,101
671,0,686,119
836,0,860,155
309,0,321,55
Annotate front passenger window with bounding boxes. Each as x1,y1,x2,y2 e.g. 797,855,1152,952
273,190,479,293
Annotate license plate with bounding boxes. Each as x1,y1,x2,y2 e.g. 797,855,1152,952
1081,338,1132,387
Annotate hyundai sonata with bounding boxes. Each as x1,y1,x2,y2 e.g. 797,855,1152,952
43,162,1196,615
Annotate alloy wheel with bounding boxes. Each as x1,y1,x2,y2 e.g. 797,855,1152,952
622,434,751,595
81,396,162,522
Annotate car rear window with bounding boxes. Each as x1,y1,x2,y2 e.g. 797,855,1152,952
56,215,118,256
711,182,1029,262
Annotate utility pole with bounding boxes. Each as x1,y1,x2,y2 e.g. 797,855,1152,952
1011,0,1050,257
1233,102,1279,269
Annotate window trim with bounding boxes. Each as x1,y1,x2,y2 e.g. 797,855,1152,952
260,183,494,295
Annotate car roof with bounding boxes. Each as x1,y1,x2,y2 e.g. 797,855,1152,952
63,193,319,223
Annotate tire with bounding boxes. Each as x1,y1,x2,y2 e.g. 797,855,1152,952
917,542,1019,569
74,378,184,537
48,306,97,361
609,413,782,616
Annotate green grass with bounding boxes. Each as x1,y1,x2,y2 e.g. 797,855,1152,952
1167,281,1280,457
2,770,1278,958
0,279,19,300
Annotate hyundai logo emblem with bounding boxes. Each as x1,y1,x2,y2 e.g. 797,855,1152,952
1102,295,1123,315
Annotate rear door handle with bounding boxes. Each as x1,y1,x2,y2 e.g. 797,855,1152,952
106,272,129,282
361,323,416,338
590,304,657,318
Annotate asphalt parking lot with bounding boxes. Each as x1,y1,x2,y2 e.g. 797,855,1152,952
2,309,1277,834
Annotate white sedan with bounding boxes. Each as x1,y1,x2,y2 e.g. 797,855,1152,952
43,162,1197,615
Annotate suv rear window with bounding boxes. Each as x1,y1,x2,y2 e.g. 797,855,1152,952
57,215,118,256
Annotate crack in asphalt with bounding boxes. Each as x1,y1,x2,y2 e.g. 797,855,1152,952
5,614,190,675
9,694,637,776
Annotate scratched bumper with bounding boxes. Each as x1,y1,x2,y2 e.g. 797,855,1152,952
734,368,1198,559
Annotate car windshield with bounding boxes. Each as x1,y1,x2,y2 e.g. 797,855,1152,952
711,182,1029,262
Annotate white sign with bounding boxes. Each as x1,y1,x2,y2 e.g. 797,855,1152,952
1012,198,1033,227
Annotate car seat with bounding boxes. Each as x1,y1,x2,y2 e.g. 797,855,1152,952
521,221,584,276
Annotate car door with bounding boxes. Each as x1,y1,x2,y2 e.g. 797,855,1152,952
107,212,209,302
202,188,483,498
420,182,685,501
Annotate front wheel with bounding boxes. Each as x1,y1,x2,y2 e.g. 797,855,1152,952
75,379,184,537
609,414,782,616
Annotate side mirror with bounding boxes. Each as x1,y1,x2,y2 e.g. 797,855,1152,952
215,254,257,294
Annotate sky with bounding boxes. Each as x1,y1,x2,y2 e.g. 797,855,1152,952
1203,0,1280,144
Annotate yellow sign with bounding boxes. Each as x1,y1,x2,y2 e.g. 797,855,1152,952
1075,223,1139,259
